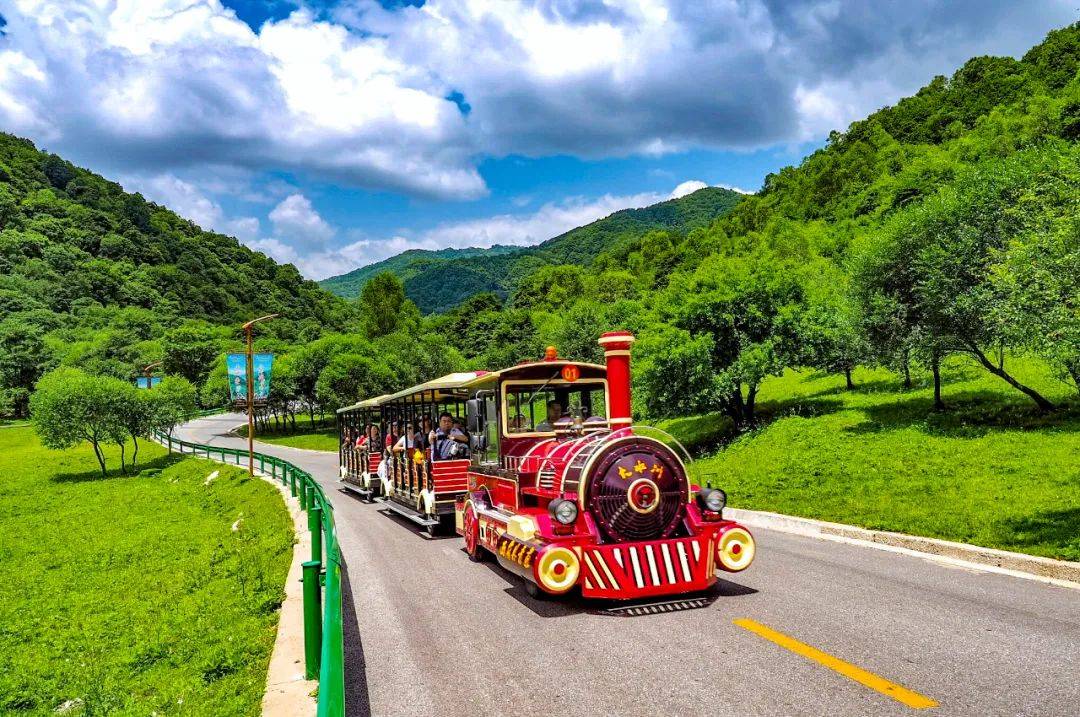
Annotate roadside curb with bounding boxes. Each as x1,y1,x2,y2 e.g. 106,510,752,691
259,473,319,716
726,507,1080,590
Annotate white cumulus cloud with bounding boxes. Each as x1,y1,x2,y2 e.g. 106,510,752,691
0,0,1070,201
255,181,707,280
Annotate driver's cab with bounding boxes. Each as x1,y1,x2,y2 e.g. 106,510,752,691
465,357,609,473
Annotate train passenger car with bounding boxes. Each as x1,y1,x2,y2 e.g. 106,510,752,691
455,332,756,600
337,395,388,499
372,372,487,535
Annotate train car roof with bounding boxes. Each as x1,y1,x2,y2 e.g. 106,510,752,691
462,360,606,385
380,371,490,403
336,393,391,414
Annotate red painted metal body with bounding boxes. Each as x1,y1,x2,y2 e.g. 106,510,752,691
455,331,756,600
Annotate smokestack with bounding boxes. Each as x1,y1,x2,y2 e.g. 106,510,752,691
598,331,635,427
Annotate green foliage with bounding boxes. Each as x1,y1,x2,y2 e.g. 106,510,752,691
0,316,54,416
163,323,229,392
0,426,292,714
358,271,419,338
30,367,130,475
30,367,196,474
853,145,1079,409
315,353,396,413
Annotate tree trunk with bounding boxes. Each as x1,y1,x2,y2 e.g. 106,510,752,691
131,434,140,471
118,442,127,474
725,389,745,426
1066,361,1080,396
844,368,854,390
969,344,1056,412
931,353,944,411
902,350,912,389
744,384,757,424
92,440,107,476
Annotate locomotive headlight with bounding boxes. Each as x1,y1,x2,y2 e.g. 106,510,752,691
698,488,727,513
549,498,579,525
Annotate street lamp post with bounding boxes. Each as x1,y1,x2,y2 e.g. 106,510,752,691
142,361,163,389
241,314,278,475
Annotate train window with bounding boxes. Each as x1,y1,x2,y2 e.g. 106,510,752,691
503,380,607,434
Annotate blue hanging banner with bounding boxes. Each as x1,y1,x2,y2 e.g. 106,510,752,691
135,377,161,389
227,353,274,402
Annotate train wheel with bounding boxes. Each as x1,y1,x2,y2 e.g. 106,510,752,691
525,582,544,599
463,505,483,562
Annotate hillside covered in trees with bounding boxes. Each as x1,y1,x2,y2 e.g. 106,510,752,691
320,186,744,312
5,23,1079,439
0,132,359,415
424,22,1080,426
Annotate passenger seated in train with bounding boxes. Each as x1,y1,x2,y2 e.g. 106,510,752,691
535,399,566,432
433,411,469,460
392,422,418,452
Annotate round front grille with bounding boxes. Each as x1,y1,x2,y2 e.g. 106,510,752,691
586,438,687,543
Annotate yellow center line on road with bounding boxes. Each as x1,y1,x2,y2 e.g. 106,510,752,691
733,618,939,710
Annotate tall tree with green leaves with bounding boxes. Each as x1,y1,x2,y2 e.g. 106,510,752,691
30,367,130,476
359,272,418,338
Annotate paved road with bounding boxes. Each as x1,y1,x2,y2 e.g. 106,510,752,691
176,414,1080,717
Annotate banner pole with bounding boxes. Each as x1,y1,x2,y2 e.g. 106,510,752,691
247,324,255,476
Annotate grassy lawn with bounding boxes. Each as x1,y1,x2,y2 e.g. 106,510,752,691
0,427,294,715
239,415,338,452
661,356,1080,562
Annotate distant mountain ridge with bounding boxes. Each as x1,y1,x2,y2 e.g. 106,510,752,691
320,186,744,312
319,244,520,299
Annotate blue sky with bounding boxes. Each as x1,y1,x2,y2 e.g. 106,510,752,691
0,1,1074,279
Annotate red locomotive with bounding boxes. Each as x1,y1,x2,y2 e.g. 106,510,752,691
339,331,756,599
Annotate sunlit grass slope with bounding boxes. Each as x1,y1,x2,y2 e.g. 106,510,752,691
239,415,339,452
0,427,293,715
662,357,1080,561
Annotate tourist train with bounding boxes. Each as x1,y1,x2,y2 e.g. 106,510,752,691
337,331,756,599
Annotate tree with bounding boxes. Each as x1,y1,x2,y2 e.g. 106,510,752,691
359,272,417,338
30,368,129,476
162,324,224,395
664,250,805,425
855,148,1073,411
145,376,197,441
510,265,587,312
315,353,395,413
635,327,718,419
0,318,55,417
800,266,869,390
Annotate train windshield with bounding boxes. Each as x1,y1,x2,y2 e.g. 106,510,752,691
503,380,608,434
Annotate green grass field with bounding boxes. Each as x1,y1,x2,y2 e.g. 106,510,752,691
240,416,338,452
662,356,1080,561
0,427,294,715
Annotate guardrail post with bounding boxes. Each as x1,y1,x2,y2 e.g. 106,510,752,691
309,505,323,566
299,477,308,510
302,560,322,680
289,467,297,497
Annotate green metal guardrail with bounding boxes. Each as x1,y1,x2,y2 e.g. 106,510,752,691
159,432,345,717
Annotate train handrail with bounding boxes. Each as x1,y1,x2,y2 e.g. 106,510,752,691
156,431,345,717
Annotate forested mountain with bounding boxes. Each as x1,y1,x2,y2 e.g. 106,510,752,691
320,186,744,312
319,245,520,299
0,132,354,415
427,22,1080,425
0,133,347,327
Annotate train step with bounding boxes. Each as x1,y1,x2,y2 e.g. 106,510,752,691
375,497,440,527
341,483,374,499
596,595,714,617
